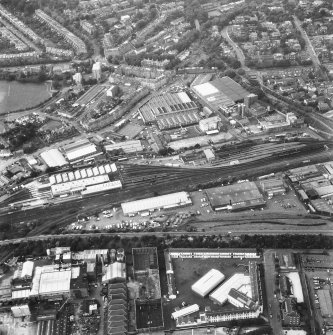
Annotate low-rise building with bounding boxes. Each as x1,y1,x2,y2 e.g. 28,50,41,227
121,192,192,216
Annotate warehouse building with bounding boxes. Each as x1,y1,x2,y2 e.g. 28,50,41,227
209,273,251,305
206,181,265,211
121,192,192,216
11,304,31,318
139,92,200,130
105,140,143,154
62,139,100,164
259,178,286,197
30,266,72,299
318,289,333,318
192,77,250,112
191,269,225,298
102,262,126,284
199,116,221,133
40,148,68,168
172,304,199,320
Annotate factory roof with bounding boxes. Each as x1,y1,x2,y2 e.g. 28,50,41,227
102,262,126,283
317,289,333,316
81,180,122,195
39,269,71,295
139,92,199,128
193,76,250,110
193,82,234,108
121,191,192,214
199,116,221,126
172,304,199,319
62,139,97,162
228,288,256,309
206,182,264,209
21,261,34,278
191,269,225,297
51,174,110,195
12,289,30,299
73,249,109,261
40,149,67,167
105,140,143,154
209,273,250,305
315,185,333,198
285,272,304,303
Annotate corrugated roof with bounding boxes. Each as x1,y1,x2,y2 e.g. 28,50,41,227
191,269,225,297
121,192,192,214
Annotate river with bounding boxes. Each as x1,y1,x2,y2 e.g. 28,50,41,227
0,80,51,114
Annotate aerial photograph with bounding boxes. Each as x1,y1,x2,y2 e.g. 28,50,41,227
0,0,332,334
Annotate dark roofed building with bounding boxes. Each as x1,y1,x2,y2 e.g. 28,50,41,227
206,181,265,211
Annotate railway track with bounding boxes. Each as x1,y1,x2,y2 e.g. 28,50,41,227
1,145,332,236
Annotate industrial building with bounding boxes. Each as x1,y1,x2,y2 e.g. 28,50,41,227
317,289,333,317
278,253,296,270
209,273,252,305
227,288,256,309
11,304,31,318
29,265,72,299
172,304,199,319
191,269,225,298
192,77,250,112
199,116,221,134
40,149,68,168
105,140,143,154
102,262,126,284
107,282,129,335
62,139,100,164
205,181,265,211
139,92,200,130
48,163,121,197
259,178,286,197
121,192,192,216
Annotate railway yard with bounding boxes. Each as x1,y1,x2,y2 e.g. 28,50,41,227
0,140,332,237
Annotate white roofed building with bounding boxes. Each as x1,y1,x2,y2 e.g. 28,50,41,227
11,305,30,317
172,304,199,319
121,192,192,216
102,262,126,283
62,139,99,163
209,273,251,305
105,140,143,154
40,149,68,167
199,116,221,133
191,269,225,297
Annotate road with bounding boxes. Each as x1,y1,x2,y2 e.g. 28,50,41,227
293,16,321,69
263,250,282,335
221,26,249,70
